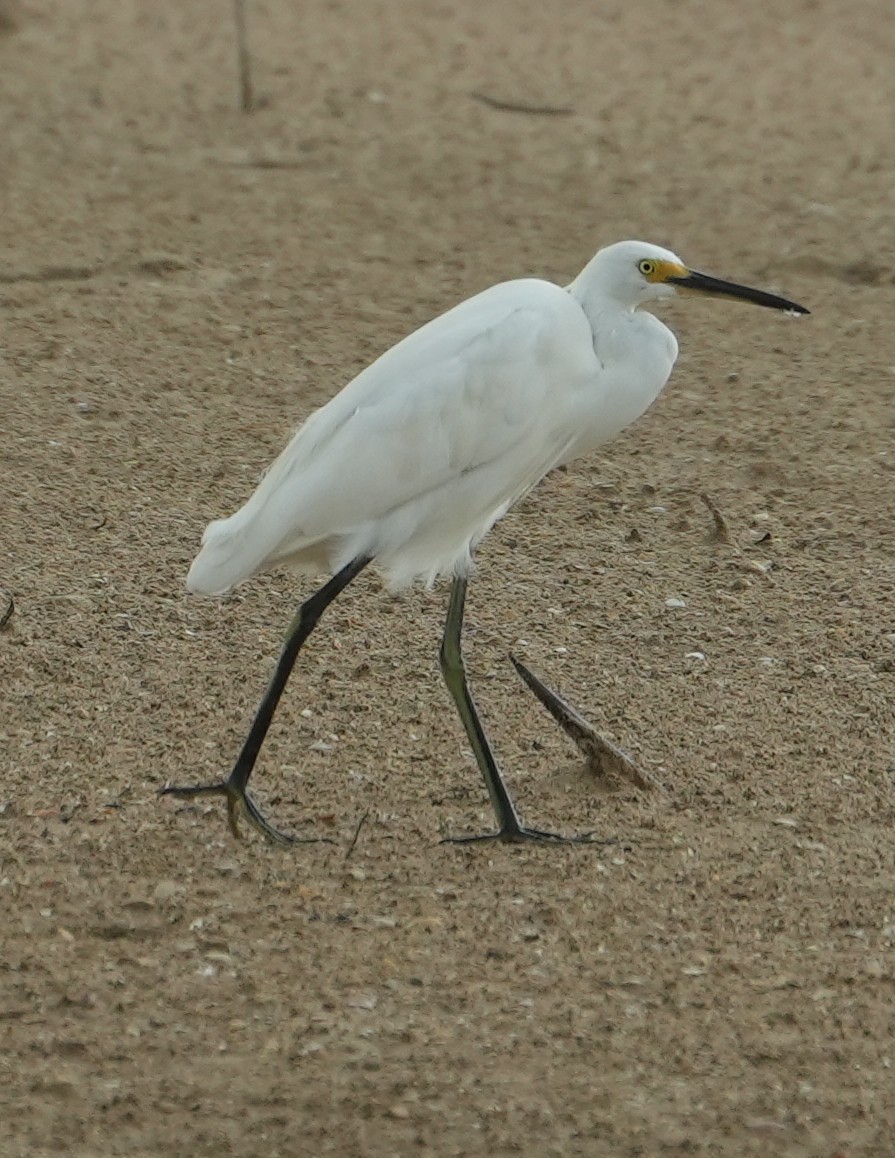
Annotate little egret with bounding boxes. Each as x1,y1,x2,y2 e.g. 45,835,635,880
162,240,807,846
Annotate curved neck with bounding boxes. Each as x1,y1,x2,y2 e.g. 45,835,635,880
566,258,635,323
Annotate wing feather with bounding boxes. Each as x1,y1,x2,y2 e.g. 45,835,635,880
187,279,599,594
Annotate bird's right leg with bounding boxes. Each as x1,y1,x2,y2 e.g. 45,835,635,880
161,555,372,845
439,576,600,844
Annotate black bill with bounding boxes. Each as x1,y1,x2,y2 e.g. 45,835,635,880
668,270,809,315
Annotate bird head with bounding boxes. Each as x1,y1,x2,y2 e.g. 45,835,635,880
583,240,809,315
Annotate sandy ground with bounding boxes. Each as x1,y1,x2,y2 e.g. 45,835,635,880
2,1,895,1154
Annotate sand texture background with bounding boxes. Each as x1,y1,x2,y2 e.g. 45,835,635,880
1,1,894,1154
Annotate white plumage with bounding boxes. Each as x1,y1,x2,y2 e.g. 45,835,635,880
167,238,806,847
186,241,685,595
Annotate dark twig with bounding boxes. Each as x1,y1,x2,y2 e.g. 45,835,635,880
0,592,14,631
345,810,370,858
234,0,255,112
701,492,731,544
215,157,304,170
0,265,96,285
510,655,665,792
470,90,574,116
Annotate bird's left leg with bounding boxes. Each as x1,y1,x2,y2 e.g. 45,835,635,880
161,555,372,845
439,575,600,844
509,656,663,792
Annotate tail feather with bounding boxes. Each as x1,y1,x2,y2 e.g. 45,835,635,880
186,502,333,596
186,514,258,596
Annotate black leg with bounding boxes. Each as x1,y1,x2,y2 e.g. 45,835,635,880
438,575,599,844
161,555,372,844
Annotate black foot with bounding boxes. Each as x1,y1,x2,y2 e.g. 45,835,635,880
442,824,613,846
159,778,328,847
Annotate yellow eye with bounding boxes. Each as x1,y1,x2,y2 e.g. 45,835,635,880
638,259,657,276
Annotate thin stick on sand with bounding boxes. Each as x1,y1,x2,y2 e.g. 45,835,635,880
510,655,666,792
234,0,255,112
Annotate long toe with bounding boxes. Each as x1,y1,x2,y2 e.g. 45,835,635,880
160,777,246,838
442,825,614,846
160,777,326,847
509,826,613,845
235,787,310,846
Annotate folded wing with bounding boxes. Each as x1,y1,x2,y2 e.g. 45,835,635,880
187,278,599,594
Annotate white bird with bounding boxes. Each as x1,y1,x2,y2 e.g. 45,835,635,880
162,240,807,846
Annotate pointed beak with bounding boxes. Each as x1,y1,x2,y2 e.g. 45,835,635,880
666,269,809,315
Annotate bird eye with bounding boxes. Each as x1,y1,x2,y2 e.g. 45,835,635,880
638,259,656,276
